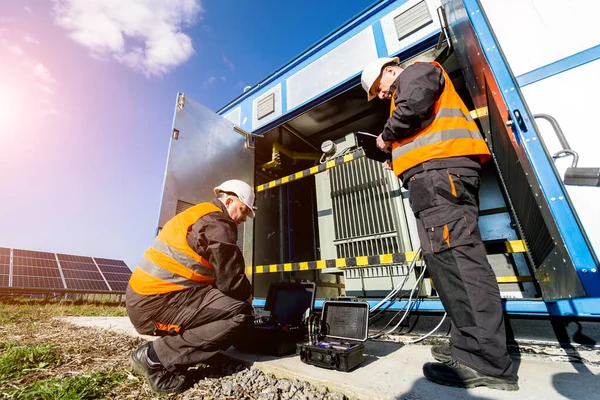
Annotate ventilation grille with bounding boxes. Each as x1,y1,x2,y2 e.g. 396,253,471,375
487,84,553,267
176,199,194,215
394,1,433,41
329,157,403,258
257,93,275,120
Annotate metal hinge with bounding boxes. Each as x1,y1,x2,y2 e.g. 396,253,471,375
234,126,258,149
436,6,452,53
177,93,185,111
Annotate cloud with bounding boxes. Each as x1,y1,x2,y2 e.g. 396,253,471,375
203,76,216,87
24,61,58,84
40,85,54,95
5,41,24,56
24,6,33,16
1,32,59,116
2,34,58,89
52,0,203,77
23,34,40,45
222,54,234,71
42,107,59,116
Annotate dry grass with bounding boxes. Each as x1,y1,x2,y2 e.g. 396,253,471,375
0,296,168,399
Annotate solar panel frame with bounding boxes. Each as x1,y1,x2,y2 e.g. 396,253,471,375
10,251,65,289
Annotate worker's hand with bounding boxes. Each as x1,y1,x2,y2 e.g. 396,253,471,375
382,159,392,170
246,295,253,305
376,134,392,153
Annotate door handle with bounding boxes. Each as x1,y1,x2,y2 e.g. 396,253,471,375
533,113,579,168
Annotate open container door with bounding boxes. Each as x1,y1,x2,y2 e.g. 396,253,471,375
442,0,599,302
157,93,256,283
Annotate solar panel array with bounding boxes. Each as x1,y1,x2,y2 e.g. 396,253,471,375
0,247,131,292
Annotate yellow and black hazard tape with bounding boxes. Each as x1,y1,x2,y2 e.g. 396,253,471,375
256,149,365,192
255,252,419,274
254,240,527,274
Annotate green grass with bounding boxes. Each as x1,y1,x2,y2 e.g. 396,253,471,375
9,371,125,400
0,343,61,381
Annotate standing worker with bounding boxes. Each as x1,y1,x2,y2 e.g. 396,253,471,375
361,57,518,391
126,179,256,394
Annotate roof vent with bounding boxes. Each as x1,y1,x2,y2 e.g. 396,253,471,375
257,93,275,120
393,1,433,41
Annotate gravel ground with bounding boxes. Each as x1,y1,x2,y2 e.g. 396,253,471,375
179,361,348,400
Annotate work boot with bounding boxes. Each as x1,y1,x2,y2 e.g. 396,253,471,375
130,343,187,394
423,359,519,391
430,345,452,363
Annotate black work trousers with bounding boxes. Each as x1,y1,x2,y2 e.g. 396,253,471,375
406,167,514,378
126,286,253,372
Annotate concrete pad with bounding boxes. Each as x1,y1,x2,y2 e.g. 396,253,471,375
61,316,600,400
60,316,156,341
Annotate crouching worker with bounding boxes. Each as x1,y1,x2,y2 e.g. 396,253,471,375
126,179,256,394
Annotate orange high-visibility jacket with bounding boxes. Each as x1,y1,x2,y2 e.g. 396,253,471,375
390,62,491,177
129,203,222,296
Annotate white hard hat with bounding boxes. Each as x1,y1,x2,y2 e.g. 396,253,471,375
361,56,400,101
214,179,256,217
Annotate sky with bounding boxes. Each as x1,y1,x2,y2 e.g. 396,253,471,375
0,0,376,269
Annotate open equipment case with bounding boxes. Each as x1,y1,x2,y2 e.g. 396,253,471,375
297,301,369,372
234,282,316,356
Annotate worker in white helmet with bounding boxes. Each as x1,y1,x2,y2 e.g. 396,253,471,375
126,179,256,394
361,58,518,391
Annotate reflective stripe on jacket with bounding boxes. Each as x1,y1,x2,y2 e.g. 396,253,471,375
390,61,491,177
129,202,222,295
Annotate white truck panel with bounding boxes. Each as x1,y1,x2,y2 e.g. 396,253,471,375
286,27,377,111
520,59,600,259
481,0,600,76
